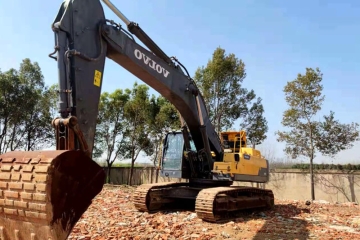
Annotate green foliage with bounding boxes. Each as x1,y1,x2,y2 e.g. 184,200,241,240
121,83,153,185
316,111,359,156
122,83,153,156
276,67,360,200
0,58,54,153
276,68,325,160
194,47,256,133
276,67,359,159
44,84,60,120
93,88,131,183
148,95,180,165
92,82,180,184
290,163,360,171
149,95,180,133
240,96,268,148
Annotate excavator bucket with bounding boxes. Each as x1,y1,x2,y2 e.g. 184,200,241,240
0,150,105,240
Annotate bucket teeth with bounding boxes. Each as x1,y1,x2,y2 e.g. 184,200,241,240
0,150,105,240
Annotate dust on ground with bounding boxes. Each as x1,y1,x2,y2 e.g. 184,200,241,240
68,185,360,240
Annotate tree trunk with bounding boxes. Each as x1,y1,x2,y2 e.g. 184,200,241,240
128,146,135,186
348,174,356,202
216,116,221,134
310,157,315,200
155,168,159,183
128,159,135,186
27,131,31,151
150,167,153,183
107,161,112,184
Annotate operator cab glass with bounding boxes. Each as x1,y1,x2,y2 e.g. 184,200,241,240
221,133,246,153
162,132,184,170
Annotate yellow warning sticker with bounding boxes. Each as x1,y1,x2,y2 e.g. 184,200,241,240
94,70,102,87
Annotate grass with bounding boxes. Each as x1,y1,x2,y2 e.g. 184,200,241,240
98,162,154,168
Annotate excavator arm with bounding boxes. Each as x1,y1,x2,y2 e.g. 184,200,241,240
52,0,222,175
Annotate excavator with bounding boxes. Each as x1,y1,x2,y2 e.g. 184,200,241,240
0,0,274,239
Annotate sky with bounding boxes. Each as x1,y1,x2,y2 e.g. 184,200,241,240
0,0,359,165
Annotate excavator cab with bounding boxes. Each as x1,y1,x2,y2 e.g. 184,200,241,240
160,131,193,179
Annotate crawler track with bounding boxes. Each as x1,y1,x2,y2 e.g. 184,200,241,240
133,182,188,212
134,183,274,223
195,186,274,222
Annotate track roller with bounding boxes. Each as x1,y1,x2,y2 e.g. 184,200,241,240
195,186,274,222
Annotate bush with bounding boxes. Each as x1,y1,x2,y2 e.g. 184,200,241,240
290,163,359,171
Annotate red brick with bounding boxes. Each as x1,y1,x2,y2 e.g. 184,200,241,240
11,173,20,181
28,203,46,211
4,191,19,198
4,208,17,215
1,158,15,163
34,174,47,183
36,183,46,192
0,182,7,189
22,165,34,172
0,165,12,172
33,193,46,202
34,165,49,173
40,158,53,164
24,183,35,191
12,165,21,171
0,173,11,180
20,192,32,200
14,200,27,208
25,211,38,218
30,158,40,164
5,199,13,206
22,173,33,181
9,182,23,190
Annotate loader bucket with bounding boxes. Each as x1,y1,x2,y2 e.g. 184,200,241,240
0,150,105,240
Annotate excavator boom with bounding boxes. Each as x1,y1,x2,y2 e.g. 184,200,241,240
52,0,221,170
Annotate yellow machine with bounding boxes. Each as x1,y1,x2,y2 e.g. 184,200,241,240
213,131,269,182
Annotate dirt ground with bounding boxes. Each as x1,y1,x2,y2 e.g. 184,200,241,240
68,185,360,240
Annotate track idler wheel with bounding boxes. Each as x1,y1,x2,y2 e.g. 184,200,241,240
0,150,105,240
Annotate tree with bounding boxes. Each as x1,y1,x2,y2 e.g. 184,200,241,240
17,59,54,151
122,83,153,185
0,59,54,153
276,67,359,200
193,47,255,133
93,89,130,183
45,84,61,120
0,68,23,153
148,95,180,166
240,96,268,148
147,95,181,182
21,85,55,151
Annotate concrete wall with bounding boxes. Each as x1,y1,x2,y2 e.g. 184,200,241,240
104,167,360,204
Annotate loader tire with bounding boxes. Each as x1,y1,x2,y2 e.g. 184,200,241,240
0,150,105,240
